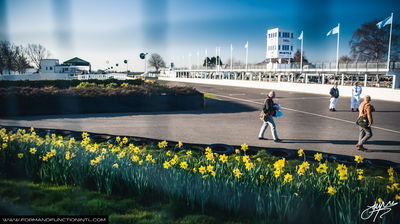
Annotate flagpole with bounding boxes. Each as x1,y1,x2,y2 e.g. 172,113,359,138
387,12,393,72
230,44,233,72
300,31,303,73
245,42,248,72
336,23,340,77
205,49,208,71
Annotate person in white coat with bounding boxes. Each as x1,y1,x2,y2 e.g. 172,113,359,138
351,82,362,112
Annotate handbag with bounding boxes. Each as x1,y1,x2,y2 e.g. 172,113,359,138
356,116,368,128
259,111,268,122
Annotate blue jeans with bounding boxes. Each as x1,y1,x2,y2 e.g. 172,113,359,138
258,116,278,140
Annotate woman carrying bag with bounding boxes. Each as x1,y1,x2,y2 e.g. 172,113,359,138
258,91,282,142
356,95,374,151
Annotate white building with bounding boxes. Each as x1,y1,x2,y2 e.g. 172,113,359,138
266,28,295,60
40,59,60,73
39,57,91,74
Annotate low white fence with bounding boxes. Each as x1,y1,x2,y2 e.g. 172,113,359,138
159,77,400,102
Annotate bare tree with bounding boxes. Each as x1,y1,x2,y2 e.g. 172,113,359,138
14,46,30,74
148,53,165,72
0,41,14,74
350,20,399,61
293,50,309,64
339,55,354,63
25,44,51,68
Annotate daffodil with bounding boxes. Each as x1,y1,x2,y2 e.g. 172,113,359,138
199,166,206,174
241,144,248,152
377,198,383,204
233,168,242,179
145,154,153,162
395,195,400,201
327,186,337,195
297,149,304,157
297,161,310,176
158,140,168,149
117,151,126,159
338,169,348,180
314,153,323,162
245,162,254,171
112,163,119,168
274,169,282,178
163,161,170,169
242,155,250,163
354,155,364,163
273,158,285,170
260,175,265,180
219,154,228,163
82,132,88,139
131,155,139,162
17,153,23,159
356,169,364,175
283,173,293,183
316,163,328,174
29,148,37,154
207,165,214,172
387,167,394,176
210,171,216,177
177,141,183,148
186,151,192,156
206,153,214,161
235,149,240,154
336,164,347,171
180,161,188,170
358,175,364,181
387,185,395,193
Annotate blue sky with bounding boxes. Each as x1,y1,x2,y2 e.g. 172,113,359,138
1,0,399,71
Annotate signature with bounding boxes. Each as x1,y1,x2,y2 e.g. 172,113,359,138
361,201,398,222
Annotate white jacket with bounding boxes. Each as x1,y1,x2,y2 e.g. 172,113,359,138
352,86,362,97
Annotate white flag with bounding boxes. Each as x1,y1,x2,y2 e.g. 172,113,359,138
244,41,248,49
298,31,303,40
327,25,339,36
376,15,393,29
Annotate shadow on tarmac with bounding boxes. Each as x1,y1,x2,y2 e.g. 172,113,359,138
280,139,400,147
0,98,257,120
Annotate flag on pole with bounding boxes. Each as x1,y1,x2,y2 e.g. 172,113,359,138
376,15,393,29
326,25,339,36
298,31,303,40
244,41,248,49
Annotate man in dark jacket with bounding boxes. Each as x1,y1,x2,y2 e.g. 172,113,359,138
329,82,339,111
258,91,281,142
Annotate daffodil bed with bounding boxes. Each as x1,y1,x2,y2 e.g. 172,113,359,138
0,128,399,223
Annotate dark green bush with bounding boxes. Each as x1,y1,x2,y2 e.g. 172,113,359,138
0,79,144,89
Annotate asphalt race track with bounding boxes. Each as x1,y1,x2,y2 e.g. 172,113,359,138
1,81,399,163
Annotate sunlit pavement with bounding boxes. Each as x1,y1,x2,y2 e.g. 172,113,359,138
1,81,399,163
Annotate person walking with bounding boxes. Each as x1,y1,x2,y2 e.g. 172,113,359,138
258,91,282,142
351,82,362,112
329,82,339,111
356,95,374,151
